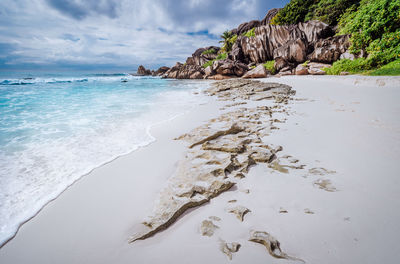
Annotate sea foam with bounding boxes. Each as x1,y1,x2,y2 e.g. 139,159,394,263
0,72,208,246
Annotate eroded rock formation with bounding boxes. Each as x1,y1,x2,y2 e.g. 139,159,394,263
129,80,294,243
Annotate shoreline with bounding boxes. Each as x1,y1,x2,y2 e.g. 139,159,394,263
1,76,400,263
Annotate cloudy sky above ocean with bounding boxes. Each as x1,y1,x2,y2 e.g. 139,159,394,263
0,0,288,70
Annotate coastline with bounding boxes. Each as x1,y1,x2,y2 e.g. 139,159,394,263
1,76,400,263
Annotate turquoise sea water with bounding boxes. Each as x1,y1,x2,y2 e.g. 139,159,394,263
0,71,208,246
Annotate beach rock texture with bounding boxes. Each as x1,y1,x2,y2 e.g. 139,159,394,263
129,80,295,243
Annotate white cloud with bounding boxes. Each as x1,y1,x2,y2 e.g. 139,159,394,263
0,0,288,68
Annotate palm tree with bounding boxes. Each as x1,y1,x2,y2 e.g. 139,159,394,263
219,30,234,52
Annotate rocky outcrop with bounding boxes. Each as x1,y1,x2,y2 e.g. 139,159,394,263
240,24,308,63
297,20,334,44
236,20,261,35
152,10,349,79
163,62,204,79
273,39,308,63
210,59,249,77
152,66,170,76
137,65,151,75
242,64,269,78
261,8,281,25
308,35,350,63
187,46,220,67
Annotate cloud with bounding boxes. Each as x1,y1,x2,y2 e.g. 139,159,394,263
0,0,288,69
45,0,120,20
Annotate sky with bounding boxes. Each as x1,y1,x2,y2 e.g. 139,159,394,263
0,0,289,70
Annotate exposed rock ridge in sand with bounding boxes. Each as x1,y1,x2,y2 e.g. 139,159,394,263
129,80,296,246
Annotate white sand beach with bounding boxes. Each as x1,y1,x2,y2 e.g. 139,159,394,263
1,76,400,264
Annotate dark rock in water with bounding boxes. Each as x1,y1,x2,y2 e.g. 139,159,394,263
137,65,151,75
237,20,261,35
261,8,281,25
308,35,350,63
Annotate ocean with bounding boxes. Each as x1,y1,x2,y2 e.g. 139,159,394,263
0,70,208,246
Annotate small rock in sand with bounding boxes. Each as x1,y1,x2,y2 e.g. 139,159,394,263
200,220,219,237
249,230,303,261
209,216,221,221
228,206,251,221
220,240,241,260
304,208,314,214
313,178,337,192
279,208,288,213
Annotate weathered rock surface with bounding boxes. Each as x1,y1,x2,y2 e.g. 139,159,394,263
308,35,350,63
137,65,151,75
129,80,294,243
261,8,281,25
242,64,270,79
220,241,241,260
237,20,261,35
212,59,248,77
249,230,303,261
163,62,205,79
152,66,170,76
200,220,219,237
295,64,309,75
187,46,221,67
273,39,308,63
297,20,333,44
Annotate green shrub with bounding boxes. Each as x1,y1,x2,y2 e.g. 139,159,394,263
339,0,400,54
216,53,227,60
202,53,228,68
244,28,255,38
324,58,371,75
302,60,310,67
305,0,360,25
219,31,237,53
202,60,213,68
365,30,400,67
263,60,276,74
201,48,216,55
370,59,400,76
272,0,314,25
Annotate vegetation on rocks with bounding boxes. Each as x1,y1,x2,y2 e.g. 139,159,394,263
272,0,360,26
219,31,237,53
202,53,228,68
243,28,255,38
202,48,217,55
263,61,276,74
